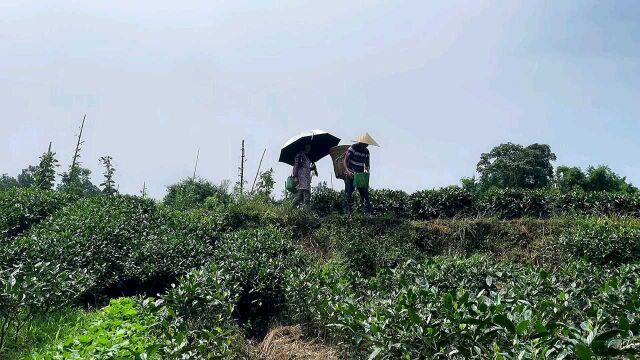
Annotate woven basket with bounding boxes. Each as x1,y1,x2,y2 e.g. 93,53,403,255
329,145,350,179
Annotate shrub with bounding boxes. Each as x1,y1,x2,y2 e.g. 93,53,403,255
0,188,73,241
369,189,409,217
14,195,213,297
213,227,309,335
32,298,161,359
164,178,231,210
153,264,242,359
310,186,342,215
559,217,640,265
409,187,474,220
314,216,422,276
0,261,91,352
477,188,552,219
287,257,640,359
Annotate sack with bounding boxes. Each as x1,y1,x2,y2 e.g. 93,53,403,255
353,172,370,189
286,176,297,193
329,145,350,179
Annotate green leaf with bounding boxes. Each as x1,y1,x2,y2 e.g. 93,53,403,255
593,329,620,342
368,347,382,360
493,314,516,334
444,293,454,310
516,320,530,335
575,343,594,360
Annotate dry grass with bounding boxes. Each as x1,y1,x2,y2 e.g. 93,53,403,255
255,325,341,360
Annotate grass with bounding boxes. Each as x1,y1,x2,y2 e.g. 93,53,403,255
5,307,88,360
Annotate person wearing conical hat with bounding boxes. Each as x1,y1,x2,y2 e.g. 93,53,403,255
342,132,379,213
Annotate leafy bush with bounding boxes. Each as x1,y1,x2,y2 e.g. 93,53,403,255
409,186,474,220
13,195,214,297
310,186,343,215
0,188,73,241
476,188,552,219
313,216,422,276
32,298,161,359
213,227,309,335
369,189,409,217
164,178,231,210
0,261,90,352
559,217,640,265
151,264,243,359
288,256,640,359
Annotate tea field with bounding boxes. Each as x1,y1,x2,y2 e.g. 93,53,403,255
1,187,640,359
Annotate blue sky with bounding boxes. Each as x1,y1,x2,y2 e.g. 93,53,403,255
1,1,639,198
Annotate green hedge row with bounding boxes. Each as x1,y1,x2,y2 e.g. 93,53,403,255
0,188,75,242
311,186,640,219
287,256,640,359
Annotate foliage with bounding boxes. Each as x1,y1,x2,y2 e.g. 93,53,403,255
0,174,19,190
13,195,214,297
410,186,474,220
313,215,422,276
288,256,640,359
559,217,640,265
164,177,231,210
32,298,161,359
0,260,91,353
151,264,242,359
98,156,117,196
254,168,276,198
556,165,637,193
477,143,557,190
0,188,73,241
17,166,37,188
34,146,59,191
213,227,309,335
59,167,100,197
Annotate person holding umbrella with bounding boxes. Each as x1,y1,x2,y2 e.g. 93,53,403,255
279,129,341,208
291,144,317,207
343,132,379,213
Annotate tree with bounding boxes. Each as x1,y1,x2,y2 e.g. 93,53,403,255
59,167,100,196
34,143,59,190
99,156,117,196
555,166,586,192
476,143,556,190
17,166,37,188
254,168,275,198
164,178,231,209
584,165,637,193
0,174,18,190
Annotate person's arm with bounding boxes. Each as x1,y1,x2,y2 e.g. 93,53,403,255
343,150,353,177
365,154,370,173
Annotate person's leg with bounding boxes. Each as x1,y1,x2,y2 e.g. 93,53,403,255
343,179,355,212
358,187,373,214
292,189,304,208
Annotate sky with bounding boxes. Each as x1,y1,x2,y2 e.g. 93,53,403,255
2,1,639,198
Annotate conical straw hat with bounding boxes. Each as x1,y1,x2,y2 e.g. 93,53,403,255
352,132,380,146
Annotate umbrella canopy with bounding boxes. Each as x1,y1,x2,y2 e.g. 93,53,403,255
279,129,341,166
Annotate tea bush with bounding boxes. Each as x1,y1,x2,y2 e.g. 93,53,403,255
410,186,474,220
313,215,422,276
0,261,91,352
13,195,214,297
559,217,640,265
0,188,73,242
309,187,640,219
213,227,309,335
288,256,640,359
151,264,244,359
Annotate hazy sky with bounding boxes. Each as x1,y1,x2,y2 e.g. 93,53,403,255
2,1,639,198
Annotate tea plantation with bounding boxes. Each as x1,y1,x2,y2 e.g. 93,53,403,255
1,187,639,359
